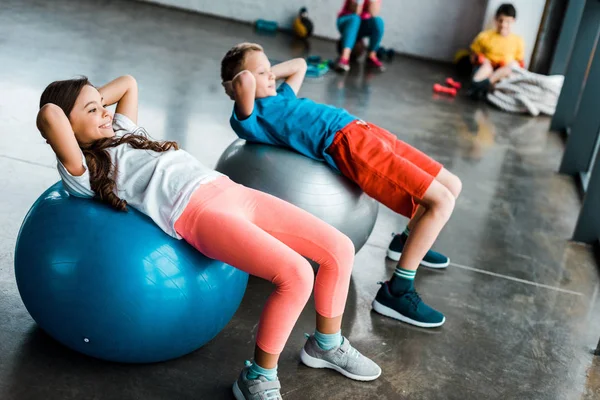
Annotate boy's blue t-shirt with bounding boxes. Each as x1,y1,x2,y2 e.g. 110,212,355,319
229,82,357,170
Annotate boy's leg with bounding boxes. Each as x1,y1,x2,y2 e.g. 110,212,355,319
326,122,457,327
408,169,462,228
489,60,520,84
470,59,494,100
408,168,462,228
391,168,462,267
432,168,462,198
398,182,455,272
384,134,461,268
373,180,455,328
472,59,494,82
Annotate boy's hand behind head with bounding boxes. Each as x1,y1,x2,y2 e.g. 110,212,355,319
222,80,235,100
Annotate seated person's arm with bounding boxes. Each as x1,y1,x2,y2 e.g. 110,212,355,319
470,32,487,64
366,0,380,17
470,53,482,64
346,0,364,15
515,38,525,68
230,70,256,120
37,104,85,176
271,58,308,95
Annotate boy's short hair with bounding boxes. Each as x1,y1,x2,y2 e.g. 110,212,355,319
221,43,264,82
496,3,516,19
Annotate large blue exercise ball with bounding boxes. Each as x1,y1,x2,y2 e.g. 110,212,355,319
14,182,248,363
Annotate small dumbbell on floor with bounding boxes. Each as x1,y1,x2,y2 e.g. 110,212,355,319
433,83,457,97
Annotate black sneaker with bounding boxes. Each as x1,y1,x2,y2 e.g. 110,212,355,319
372,282,445,328
387,233,450,269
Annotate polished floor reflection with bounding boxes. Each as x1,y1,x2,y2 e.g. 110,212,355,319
0,0,599,399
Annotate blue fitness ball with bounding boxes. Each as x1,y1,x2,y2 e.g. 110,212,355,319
14,182,248,363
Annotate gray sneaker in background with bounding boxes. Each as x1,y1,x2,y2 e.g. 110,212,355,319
232,364,282,400
300,335,382,381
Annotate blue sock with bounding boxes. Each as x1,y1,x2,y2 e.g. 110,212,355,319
314,329,343,350
246,362,278,381
389,266,416,296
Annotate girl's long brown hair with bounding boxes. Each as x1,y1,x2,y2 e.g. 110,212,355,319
39,77,179,211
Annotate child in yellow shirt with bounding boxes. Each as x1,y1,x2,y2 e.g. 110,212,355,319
469,3,525,99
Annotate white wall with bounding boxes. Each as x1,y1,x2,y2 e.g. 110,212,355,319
482,0,546,65
135,0,487,62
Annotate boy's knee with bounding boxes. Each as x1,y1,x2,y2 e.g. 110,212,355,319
448,174,462,199
440,187,456,215
428,186,455,220
437,190,455,220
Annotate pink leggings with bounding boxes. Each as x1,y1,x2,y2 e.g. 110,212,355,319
174,177,355,354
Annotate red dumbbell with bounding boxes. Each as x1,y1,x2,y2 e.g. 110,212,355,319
433,84,457,97
446,78,462,89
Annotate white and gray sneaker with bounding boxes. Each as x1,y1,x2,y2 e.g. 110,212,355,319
232,363,282,400
300,335,382,381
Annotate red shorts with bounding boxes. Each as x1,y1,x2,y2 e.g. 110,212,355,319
326,120,443,218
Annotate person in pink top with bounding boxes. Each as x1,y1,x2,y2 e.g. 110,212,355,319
335,0,385,72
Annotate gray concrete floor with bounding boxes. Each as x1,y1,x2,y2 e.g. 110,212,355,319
1,0,600,399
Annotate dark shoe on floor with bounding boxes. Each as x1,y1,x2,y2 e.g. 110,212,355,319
387,233,450,269
372,282,445,328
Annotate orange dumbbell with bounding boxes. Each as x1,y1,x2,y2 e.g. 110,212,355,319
433,83,457,96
